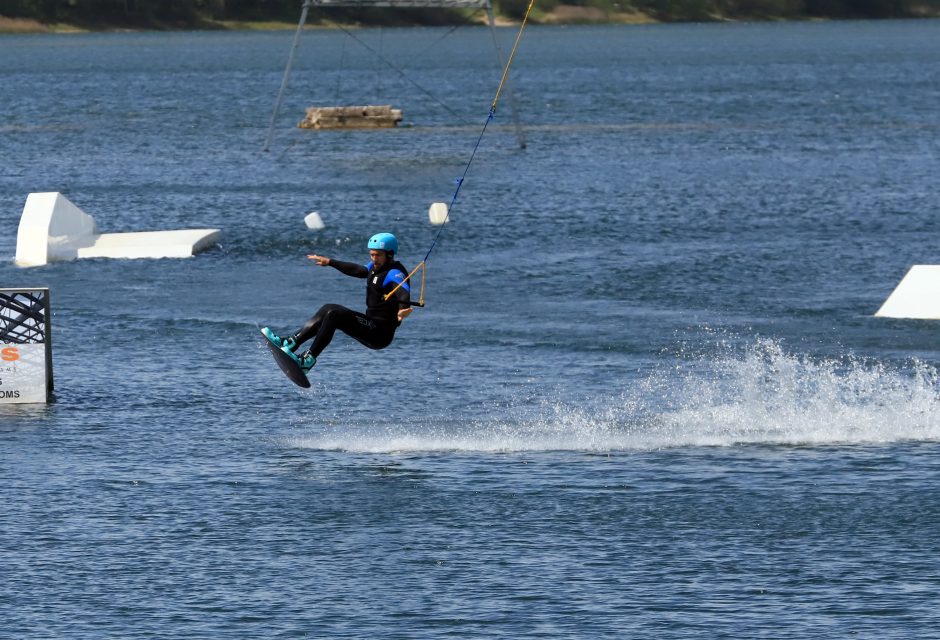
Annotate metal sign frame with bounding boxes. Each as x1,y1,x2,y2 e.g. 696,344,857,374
0,288,53,403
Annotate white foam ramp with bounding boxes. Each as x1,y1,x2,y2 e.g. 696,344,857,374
15,192,97,266
15,192,220,267
77,230,221,260
875,265,940,319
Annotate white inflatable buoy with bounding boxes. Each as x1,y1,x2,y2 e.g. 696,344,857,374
429,202,449,226
304,211,325,230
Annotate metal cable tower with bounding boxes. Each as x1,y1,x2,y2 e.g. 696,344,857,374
262,0,527,152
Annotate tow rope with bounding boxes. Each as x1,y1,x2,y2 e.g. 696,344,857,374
385,0,537,308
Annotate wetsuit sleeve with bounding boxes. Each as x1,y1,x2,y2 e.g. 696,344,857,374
384,269,411,308
328,259,368,278
394,283,411,309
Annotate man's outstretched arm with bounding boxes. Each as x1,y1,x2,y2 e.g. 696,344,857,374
307,254,368,278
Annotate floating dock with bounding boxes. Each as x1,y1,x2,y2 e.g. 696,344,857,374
298,105,403,130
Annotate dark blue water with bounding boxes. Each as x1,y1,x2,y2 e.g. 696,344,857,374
2,20,940,638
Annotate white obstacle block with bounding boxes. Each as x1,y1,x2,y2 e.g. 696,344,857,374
14,192,220,267
875,265,940,319
304,211,325,230
429,202,449,226
76,230,221,260
15,192,97,266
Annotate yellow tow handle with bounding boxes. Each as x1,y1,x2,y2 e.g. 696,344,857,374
384,261,427,307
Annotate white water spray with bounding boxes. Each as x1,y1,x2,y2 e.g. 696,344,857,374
289,340,940,453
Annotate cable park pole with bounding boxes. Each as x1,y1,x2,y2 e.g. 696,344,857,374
485,1,526,149
262,0,527,154
263,0,313,153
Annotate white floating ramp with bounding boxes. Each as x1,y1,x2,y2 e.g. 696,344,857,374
76,230,221,260
875,265,940,319
15,192,220,267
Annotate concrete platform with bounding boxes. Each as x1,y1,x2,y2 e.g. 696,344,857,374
15,192,220,267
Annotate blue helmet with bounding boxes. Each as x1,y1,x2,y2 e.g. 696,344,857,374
368,232,398,254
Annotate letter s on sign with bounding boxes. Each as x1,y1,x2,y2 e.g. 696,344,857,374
1,347,19,362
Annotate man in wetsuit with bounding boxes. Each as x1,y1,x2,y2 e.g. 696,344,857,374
262,232,412,374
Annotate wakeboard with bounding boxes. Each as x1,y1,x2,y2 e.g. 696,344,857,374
260,328,311,388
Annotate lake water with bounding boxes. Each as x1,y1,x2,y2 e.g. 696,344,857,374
2,19,940,638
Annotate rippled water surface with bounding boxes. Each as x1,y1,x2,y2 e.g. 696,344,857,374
2,20,940,638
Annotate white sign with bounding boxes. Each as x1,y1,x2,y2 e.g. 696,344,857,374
0,343,47,403
0,287,51,404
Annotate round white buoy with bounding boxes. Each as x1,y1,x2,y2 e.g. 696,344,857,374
429,202,449,226
304,211,325,230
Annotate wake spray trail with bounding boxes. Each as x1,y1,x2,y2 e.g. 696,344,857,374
287,339,940,453
648,339,940,447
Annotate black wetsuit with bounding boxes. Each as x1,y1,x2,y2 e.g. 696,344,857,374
290,258,411,358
